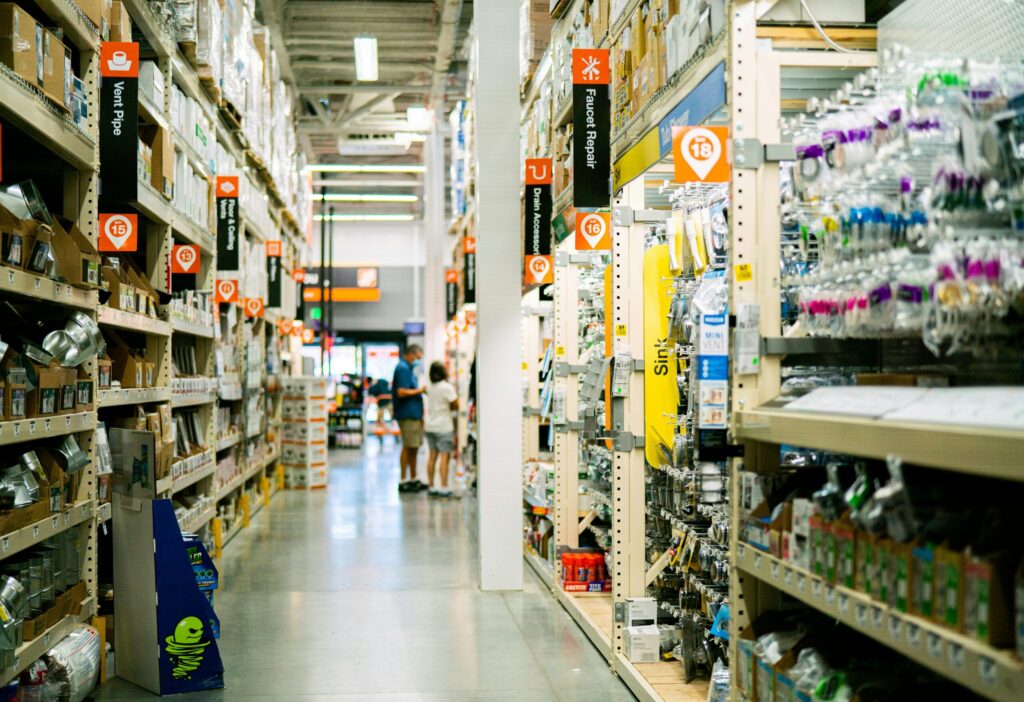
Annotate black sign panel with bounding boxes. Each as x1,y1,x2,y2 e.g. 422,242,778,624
215,177,240,270
445,271,458,320
99,43,139,203
266,243,282,308
571,49,610,208
463,238,476,304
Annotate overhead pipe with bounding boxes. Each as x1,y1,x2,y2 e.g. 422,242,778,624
428,0,464,109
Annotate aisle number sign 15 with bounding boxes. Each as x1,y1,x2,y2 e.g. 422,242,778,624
672,126,730,183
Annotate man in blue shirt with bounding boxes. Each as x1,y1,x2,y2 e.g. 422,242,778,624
392,344,426,492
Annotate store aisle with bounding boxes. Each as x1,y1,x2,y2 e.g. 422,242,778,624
96,445,636,701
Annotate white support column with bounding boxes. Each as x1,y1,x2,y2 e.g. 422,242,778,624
553,241,580,550
423,126,447,361
474,0,523,591
611,178,647,657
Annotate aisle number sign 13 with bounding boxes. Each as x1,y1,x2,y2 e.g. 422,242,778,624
672,126,730,183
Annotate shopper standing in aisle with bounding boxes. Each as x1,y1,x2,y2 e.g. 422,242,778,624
393,344,426,492
424,361,459,497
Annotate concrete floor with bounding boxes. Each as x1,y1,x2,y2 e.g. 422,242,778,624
95,442,636,701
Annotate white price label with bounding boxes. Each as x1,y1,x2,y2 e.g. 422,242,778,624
13,423,21,437
754,553,762,571
770,561,780,581
811,580,823,599
872,606,885,629
927,632,943,659
65,416,71,429
1,537,8,552
888,615,901,641
784,567,794,586
6,270,14,285
44,419,51,432
43,633,49,645
50,516,58,529
906,624,921,648
978,657,998,686
31,525,39,538
737,544,746,560
838,593,850,616
64,511,70,523
825,586,837,607
33,277,40,291
797,573,807,593
948,643,965,671
855,603,867,626
54,283,62,298
28,420,35,435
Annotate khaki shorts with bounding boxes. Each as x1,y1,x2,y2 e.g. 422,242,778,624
398,418,424,448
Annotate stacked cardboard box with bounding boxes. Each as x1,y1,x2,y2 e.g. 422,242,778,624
519,0,554,83
280,377,329,489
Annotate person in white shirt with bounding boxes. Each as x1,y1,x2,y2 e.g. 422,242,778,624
424,361,459,497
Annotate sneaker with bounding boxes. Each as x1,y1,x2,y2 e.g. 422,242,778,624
438,489,455,498
398,481,415,493
427,488,440,498
412,480,429,492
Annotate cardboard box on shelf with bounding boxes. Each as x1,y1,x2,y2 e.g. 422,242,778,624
623,597,657,627
964,547,1017,647
97,357,112,389
76,0,111,40
141,124,174,199
58,367,76,414
76,368,93,411
40,29,65,106
107,344,144,389
108,427,157,499
933,544,964,631
110,0,130,42
52,217,101,289
0,4,38,85
26,364,60,417
624,625,660,663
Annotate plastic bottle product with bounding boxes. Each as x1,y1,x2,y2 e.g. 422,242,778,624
560,553,574,582
588,553,605,582
576,555,589,583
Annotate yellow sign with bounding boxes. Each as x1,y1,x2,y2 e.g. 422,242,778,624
734,262,754,283
555,345,565,356
644,244,680,467
615,324,628,337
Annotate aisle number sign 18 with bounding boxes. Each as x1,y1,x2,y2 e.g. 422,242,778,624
672,126,730,183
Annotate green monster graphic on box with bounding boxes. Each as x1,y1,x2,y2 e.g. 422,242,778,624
164,616,212,679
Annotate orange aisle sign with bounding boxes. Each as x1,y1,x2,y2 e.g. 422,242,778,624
292,268,306,282
575,211,611,250
98,213,138,252
171,244,200,273
215,278,238,303
524,255,553,286
244,296,265,318
672,126,730,183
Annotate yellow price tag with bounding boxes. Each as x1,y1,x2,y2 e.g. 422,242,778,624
734,263,754,283
521,362,528,370
555,345,565,356
615,324,627,336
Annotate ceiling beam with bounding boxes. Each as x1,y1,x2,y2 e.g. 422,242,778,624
285,1,437,14
332,92,399,127
293,60,431,73
297,83,431,94
289,49,435,60
429,0,462,109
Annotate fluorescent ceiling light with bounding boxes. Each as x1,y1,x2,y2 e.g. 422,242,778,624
313,214,416,222
319,194,418,203
306,164,426,173
312,179,419,188
354,36,378,81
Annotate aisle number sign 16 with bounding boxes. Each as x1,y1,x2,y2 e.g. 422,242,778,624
672,126,730,183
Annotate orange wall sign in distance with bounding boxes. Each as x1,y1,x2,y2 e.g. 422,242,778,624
464,236,476,254
292,268,306,283
524,255,553,286
575,211,611,250
266,240,282,257
244,296,264,318
215,278,238,303
445,269,458,284
672,126,731,183
524,158,552,185
171,244,200,274
98,213,138,252
215,175,239,198
301,328,315,344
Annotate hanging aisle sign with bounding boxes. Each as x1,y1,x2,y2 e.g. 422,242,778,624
214,278,238,304
575,211,611,250
672,126,731,183
572,49,610,208
266,240,282,307
99,42,139,203
524,255,553,286
215,176,240,270
524,159,552,257
171,244,200,274
445,269,458,320
463,237,476,304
